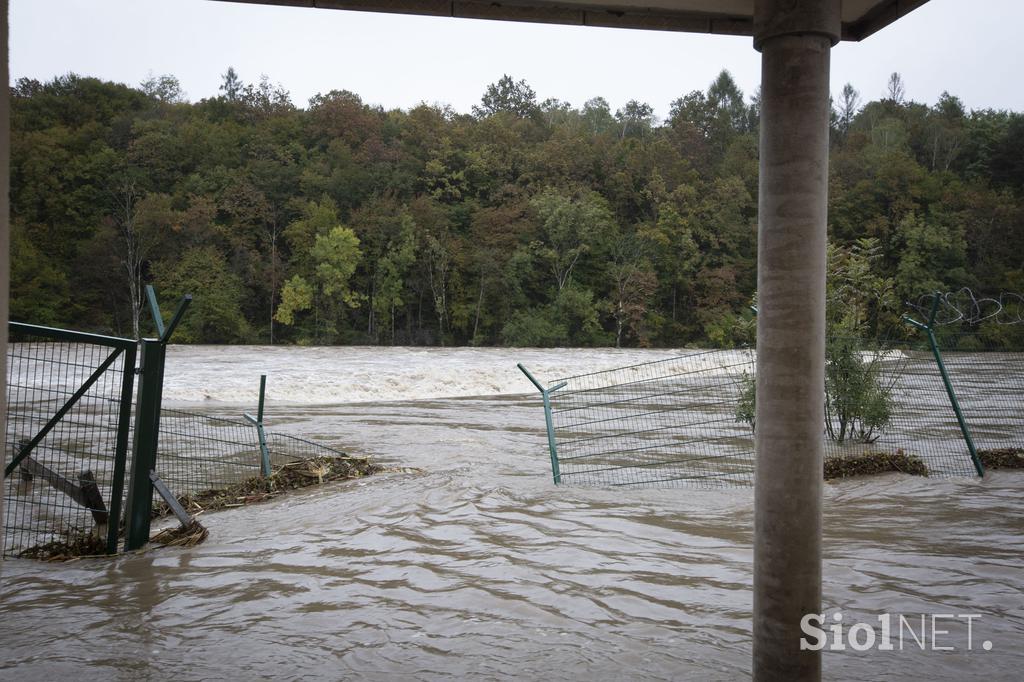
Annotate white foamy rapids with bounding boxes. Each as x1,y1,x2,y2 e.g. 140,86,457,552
161,345,735,406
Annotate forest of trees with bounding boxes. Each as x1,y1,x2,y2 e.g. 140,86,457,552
9,69,1024,347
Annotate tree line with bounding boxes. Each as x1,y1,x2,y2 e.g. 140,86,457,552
9,69,1024,347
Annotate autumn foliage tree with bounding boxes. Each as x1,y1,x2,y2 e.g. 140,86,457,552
8,69,1023,347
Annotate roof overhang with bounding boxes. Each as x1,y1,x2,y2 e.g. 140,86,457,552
212,0,928,40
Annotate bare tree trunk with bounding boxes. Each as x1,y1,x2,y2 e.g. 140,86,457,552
472,278,484,344
368,279,375,342
426,237,450,347
114,177,144,340
269,220,278,345
417,290,423,339
314,289,319,345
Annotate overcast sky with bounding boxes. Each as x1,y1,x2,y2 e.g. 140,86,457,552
10,0,1024,119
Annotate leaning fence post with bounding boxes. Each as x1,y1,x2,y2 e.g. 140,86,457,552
123,287,191,551
903,292,984,477
244,413,272,477
517,363,565,485
242,373,272,477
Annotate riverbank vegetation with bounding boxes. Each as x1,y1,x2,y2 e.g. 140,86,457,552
10,70,1023,347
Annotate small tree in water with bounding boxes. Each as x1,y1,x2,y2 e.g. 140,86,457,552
824,238,900,443
824,335,896,443
736,237,901,442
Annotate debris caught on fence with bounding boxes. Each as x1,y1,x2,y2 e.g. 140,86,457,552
153,455,381,519
151,519,209,547
823,450,929,479
977,448,1024,470
18,528,107,562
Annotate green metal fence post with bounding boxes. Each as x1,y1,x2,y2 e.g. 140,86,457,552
540,391,561,485
123,287,191,551
517,363,563,485
243,374,271,477
903,292,984,477
244,413,272,477
124,338,165,550
257,374,266,423
105,342,137,554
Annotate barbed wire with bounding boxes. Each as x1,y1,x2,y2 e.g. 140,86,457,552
907,288,1024,326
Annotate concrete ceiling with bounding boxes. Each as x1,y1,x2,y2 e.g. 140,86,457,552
213,0,928,40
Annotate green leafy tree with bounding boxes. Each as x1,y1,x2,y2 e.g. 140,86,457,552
276,225,362,341
823,238,900,442
275,275,314,326
9,222,69,325
156,246,250,343
894,212,969,304
502,284,604,347
313,226,363,304
823,336,897,443
8,69,1024,351
373,229,417,343
615,100,655,139
220,67,243,102
581,97,616,135
836,83,861,140
530,188,616,292
472,75,539,119
140,73,186,104
608,234,658,347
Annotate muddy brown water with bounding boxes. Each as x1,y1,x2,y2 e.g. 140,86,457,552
1,347,1021,680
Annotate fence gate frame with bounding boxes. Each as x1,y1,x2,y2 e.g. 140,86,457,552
4,322,137,555
122,287,191,551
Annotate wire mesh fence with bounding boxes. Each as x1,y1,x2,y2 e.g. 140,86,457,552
930,334,1024,457
266,432,351,467
156,409,263,498
3,325,136,557
155,411,358,501
545,349,757,489
818,341,980,477
524,334,1023,488
4,315,366,557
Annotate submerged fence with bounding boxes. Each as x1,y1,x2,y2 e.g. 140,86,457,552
155,409,352,501
3,324,137,556
927,336,1024,456
4,312,358,558
521,350,758,488
156,410,262,499
521,314,1023,489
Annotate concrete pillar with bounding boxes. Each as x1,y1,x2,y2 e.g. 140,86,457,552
752,1,839,679
0,0,8,560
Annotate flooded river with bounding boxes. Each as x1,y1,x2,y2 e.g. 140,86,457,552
1,346,1022,680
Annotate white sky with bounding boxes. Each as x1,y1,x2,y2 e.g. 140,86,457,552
10,0,1024,119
